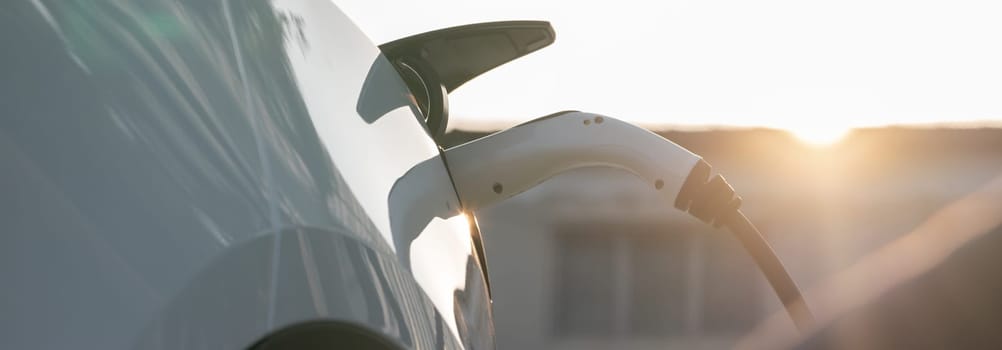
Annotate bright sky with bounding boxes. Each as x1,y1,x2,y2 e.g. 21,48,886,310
335,0,1002,141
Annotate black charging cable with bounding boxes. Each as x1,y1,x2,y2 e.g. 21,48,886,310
675,160,815,332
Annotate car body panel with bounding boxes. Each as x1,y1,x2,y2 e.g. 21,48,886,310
0,0,491,348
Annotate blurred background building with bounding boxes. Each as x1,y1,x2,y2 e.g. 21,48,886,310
443,126,1002,349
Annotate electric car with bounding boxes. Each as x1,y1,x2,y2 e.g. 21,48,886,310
2,0,813,348
0,0,561,348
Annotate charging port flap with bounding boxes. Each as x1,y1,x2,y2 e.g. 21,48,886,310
379,21,555,93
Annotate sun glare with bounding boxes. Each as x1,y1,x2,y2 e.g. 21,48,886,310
788,126,851,146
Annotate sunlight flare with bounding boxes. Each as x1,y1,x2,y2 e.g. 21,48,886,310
788,125,851,146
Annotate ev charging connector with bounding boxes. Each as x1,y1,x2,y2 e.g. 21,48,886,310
443,111,815,332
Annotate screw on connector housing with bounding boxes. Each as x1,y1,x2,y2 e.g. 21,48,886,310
492,182,503,194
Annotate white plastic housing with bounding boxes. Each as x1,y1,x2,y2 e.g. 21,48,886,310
443,111,703,211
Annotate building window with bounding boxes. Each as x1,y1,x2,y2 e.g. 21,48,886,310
552,223,761,338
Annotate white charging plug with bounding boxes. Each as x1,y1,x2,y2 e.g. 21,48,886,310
442,110,814,333
442,111,702,211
